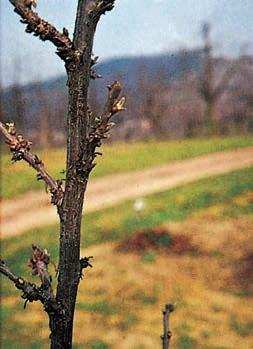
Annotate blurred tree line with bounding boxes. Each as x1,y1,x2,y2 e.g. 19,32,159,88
0,23,252,148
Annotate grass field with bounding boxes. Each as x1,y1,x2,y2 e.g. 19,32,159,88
1,167,253,348
1,135,253,198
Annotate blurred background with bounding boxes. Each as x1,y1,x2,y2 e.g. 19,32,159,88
0,1,253,348
1,0,253,143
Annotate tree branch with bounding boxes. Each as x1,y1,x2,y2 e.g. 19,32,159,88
213,64,236,100
90,81,125,141
9,0,80,69
0,256,63,315
0,122,63,206
161,304,175,349
79,81,125,176
28,244,53,293
73,0,115,51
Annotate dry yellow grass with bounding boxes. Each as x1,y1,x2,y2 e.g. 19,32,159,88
71,213,253,349
2,212,253,349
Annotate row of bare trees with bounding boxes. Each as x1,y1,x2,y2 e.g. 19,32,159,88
1,21,252,145
137,24,252,140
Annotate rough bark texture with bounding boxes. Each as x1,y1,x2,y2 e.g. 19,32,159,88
51,2,117,348
2,1,121,349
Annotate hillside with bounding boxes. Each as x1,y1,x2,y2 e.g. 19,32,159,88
1,49,252,143
1,50,201,128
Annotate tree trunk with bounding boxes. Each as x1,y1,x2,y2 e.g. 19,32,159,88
49,2,105,348
39,111,51,148
5,1,118,348
205,98,216,136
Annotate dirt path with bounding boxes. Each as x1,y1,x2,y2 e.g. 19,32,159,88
1,146,253,238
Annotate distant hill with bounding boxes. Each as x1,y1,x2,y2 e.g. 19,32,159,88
3,49,202,98
1,49,202,128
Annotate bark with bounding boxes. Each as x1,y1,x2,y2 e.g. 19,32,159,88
3,2,122,348
50,2,116,348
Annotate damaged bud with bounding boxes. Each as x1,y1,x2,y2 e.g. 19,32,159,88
63,27,69,37
112,97,126,113
24,0,37,8
28,244,52,287
28,245,50,273
96,1,115,16
90,68,102,80
6,122,16,135
79,256,93,279
91,55,99,66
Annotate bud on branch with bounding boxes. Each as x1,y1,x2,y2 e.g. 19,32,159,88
0,121,64,206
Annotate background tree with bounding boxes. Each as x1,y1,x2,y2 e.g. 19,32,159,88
199,22,235,135
138,63,168,140
0,1,125,348
10,59,26,132
232,56,253,133
34,84,52,148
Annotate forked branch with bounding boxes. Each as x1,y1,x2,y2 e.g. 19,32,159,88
0,122,63,206
0,246,63,316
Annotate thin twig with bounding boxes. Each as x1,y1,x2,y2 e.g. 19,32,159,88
78,81,125,176
0,121,63,206
161,304,175,349
89,81,125,142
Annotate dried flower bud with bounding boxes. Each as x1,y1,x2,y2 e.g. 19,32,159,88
112,97,126,113
24,0,37,8
6,122,16,136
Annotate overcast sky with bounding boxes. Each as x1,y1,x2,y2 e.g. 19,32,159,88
1,0,252,87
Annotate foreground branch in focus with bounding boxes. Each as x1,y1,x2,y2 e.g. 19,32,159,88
0,121,63,206
0,246,63,316
4,1,123,348
9,0,79,69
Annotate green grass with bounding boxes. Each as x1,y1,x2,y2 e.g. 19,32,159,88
1,166,253,289
85,340,110,349
176,335,198,349
1,167,253,349
76,300,114,316
1,135,253,198
141,251,157,264
0,303,49,349
230,318,253,337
